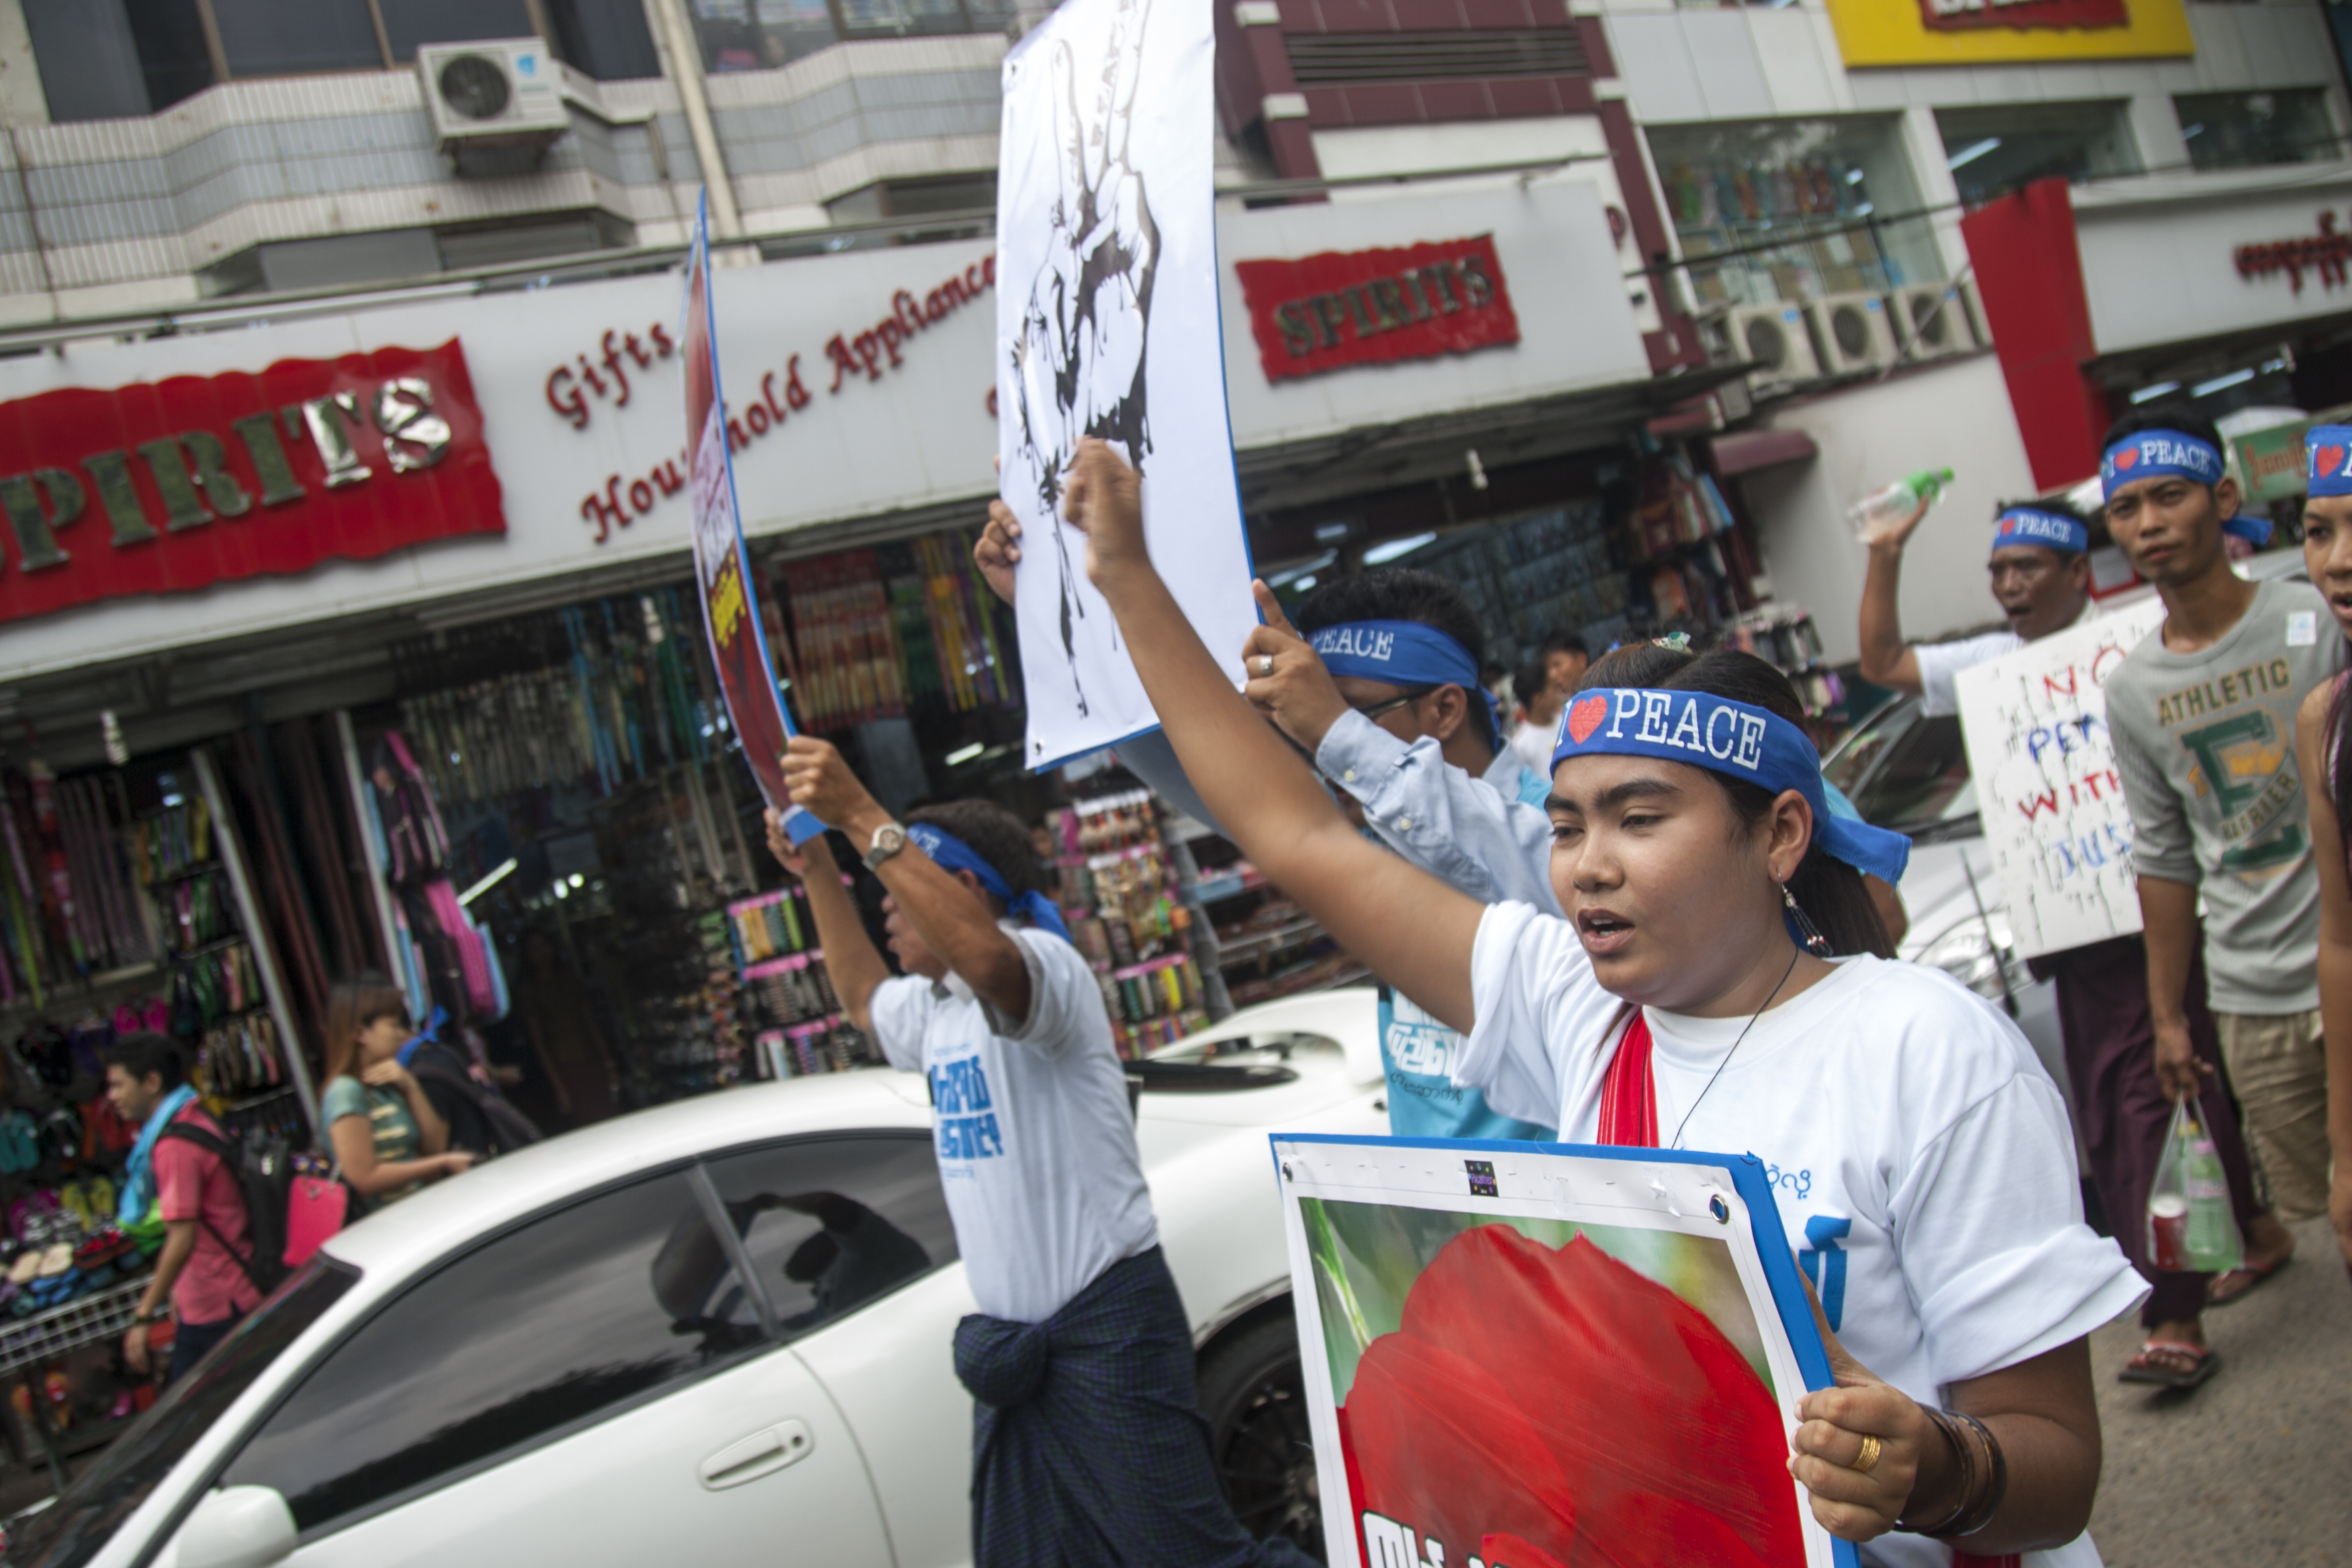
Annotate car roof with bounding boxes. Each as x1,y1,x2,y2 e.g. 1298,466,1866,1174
321,987,1385,1281
320,1071,932,1280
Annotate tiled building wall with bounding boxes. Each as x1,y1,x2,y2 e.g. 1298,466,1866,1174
0,30,1007,325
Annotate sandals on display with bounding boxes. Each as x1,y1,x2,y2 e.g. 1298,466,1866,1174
2119,1340,2218,1388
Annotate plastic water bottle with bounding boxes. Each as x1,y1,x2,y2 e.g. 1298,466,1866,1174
1848,467,1955,542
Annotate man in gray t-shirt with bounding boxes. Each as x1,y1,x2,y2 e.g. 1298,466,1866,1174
2104,410,2345,1229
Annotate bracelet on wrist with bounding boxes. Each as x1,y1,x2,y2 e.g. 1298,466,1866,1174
1893,1408,1975,1536
1938,1410,2008,1539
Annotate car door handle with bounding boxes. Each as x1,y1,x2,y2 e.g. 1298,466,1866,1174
699,1420,814,1491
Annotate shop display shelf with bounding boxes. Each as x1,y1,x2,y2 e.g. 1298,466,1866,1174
1215,917,1326,969
0,1278,150,1380
1183,866,1265,904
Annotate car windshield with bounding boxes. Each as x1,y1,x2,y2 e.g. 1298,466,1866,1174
1824,700,1977,834
4,1260,356,1568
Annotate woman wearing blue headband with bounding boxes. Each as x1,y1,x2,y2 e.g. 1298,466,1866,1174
2290,422,2352,1281
1059,438,2135,1565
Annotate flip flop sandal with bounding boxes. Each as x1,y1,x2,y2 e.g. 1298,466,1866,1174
36,1242,74,1279
2208,1254,2290,1307
2120,1340,2218,1388
7,1251,40,1287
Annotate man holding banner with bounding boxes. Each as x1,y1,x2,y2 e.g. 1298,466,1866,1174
1857,489,2288,1390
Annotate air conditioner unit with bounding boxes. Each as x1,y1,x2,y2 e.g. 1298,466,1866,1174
1722,302,1822,395
418,39,567,157
1891,283,1977,360
1810,292,1900,375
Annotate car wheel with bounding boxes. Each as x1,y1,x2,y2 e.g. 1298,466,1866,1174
1197,1306,1322,1561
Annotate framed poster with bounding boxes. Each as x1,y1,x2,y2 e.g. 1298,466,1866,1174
683,191,822,842
1951,597,2164,959
1275,1133,1856,1568
996,0,1259,771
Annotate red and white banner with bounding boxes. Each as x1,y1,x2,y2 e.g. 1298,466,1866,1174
1916,0,2127,32
1234,235,1520,384
0,339,501,625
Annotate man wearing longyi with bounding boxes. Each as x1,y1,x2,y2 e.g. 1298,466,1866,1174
1058,436,2140,1565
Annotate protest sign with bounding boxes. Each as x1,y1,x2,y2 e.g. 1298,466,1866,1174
1276,1134,1853,1568
683,193,822,842
996,0,1258,771
1951,597,2165,959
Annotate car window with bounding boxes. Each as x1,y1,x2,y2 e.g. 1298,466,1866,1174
220,1171,756,1534
3,1262,355,1568
1845,713,1973,831
1820,697,1916,800
703,1135,956,1336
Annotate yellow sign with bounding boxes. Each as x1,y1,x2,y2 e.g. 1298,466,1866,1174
1824,0,2194,66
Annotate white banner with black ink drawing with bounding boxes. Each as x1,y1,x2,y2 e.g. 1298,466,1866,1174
996,0,1258,771
1952,597,2166,960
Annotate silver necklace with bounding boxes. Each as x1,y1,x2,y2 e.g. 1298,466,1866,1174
1667,946,1804,1150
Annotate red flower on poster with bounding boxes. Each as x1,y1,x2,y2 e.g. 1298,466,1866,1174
1339,1226,1804,1568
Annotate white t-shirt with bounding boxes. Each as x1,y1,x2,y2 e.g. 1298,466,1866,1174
1509,716,1559,779
869,925,1158,1324
1457,904,2146,1568
1912,630,2022,717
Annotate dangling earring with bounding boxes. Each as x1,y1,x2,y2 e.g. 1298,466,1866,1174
1783,883,1832,958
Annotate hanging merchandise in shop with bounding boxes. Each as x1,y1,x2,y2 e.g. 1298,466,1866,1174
1234,236,1520,383
1046,793,1213,1059
767,536,1016,732
0,342,502,624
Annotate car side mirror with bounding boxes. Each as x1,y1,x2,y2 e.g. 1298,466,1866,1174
177,1485,298,1568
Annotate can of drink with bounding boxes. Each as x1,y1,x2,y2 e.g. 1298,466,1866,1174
2147,1193,2192,1272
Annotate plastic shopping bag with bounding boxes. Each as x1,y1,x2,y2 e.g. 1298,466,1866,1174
2145,1099,2244,1275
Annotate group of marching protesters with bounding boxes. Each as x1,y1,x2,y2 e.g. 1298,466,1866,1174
754,401,2348,1568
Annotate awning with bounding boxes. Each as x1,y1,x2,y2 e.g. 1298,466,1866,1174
1708,428,1818,477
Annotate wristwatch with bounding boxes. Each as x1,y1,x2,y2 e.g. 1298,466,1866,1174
863,821,908,872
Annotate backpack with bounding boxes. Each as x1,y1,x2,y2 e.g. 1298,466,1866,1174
407,1057,541,1156
157,1118,303,1296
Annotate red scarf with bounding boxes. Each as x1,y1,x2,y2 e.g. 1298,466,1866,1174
1594,1012,2018,1568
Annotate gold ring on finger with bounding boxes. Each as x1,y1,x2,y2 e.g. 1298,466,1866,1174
1848,1433,1882,1475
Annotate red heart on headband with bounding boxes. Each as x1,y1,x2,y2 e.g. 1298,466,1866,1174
1565,695,1608,745
2322,445,2347,477
2113,447,2140,471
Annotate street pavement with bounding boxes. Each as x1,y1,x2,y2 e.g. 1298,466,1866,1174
2084,1215,2350,1567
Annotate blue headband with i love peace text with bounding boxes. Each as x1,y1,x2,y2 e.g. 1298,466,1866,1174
1992,507,2089,556
2307,424,2352,498
1551,688,1912,884
2102,427,2272,546
903,822,1071,942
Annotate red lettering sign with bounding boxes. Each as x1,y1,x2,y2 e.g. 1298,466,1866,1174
0,339,501,624
2235,210,2352,295
1234,235,1520,384
1916,0,2126,31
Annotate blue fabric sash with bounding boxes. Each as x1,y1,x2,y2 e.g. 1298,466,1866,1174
905,822,1071,942
117,1085,198,1226
1551,687,1910,884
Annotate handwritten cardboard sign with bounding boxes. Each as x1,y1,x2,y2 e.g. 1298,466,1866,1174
1951,597,2165,959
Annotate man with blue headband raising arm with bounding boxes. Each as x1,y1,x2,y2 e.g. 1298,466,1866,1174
2101,405,2339,1383
1859,483,2292,1389
764,743,1311,1568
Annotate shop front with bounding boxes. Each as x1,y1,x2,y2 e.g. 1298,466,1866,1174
0,179,1709,1449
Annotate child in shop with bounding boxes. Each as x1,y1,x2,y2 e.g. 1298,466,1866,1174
1057,436,2138,1563
761,748,1310,1568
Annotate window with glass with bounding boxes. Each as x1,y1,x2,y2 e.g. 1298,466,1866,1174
27,0,660,121
2175,90,2343,173
1645,116,1942,312
703,1134,957,1333
689,0,1016,71
219,1171,762,1533
1935,101,2140,206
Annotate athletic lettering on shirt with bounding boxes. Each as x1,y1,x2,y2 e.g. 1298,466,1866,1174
2153,658,2295,726
931,1055,1005,1166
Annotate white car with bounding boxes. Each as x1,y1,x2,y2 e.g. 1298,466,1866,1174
1821,692,2073,1107
7,993,1385,1568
